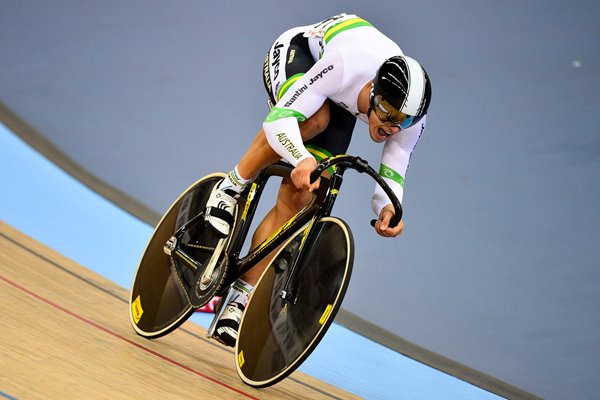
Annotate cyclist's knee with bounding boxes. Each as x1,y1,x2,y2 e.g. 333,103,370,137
276,178,312,216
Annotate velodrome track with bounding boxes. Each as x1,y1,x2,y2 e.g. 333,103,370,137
0,222,360,400
0,123,513,399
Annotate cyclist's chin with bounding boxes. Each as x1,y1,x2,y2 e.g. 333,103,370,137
369,126,393,143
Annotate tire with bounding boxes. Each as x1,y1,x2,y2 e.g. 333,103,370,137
235,217,354,387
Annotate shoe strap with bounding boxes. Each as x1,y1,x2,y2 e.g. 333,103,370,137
217,318,241,329
206,207,235,227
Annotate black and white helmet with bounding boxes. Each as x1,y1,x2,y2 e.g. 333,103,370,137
370,55,431,129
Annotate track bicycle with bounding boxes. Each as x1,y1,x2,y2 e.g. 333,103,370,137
129,154,402,387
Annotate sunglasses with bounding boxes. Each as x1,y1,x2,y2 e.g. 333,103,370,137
370,94,415,130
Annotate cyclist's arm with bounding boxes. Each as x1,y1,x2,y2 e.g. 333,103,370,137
262,52,344,166
371,116,427,216
263,110,314,166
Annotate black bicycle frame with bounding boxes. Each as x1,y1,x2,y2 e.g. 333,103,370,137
228,162,327,281
230,155,402,291
170,155,402,295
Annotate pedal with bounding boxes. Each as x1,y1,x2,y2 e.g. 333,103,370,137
279,290,298,304
163,236,177,256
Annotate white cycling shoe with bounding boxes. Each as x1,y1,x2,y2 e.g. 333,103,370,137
204,182,237,238
214,301,245,347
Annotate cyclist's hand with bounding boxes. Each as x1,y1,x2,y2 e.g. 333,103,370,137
374,204,404,237
291,157,320,192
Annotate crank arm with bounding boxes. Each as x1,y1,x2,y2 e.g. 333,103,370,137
200,236,227,285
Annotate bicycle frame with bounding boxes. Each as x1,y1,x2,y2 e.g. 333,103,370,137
129,153,403,349
168,155,402,303
227,162,324,281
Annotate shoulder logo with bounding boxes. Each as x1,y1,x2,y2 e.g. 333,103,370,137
272,42,284,80
309,65,334,85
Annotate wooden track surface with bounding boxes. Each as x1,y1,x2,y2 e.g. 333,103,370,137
0,222,361,399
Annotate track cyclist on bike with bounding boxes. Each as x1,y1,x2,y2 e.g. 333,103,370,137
204,13,432,346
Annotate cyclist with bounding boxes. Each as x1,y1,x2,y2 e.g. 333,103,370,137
204,13,431,346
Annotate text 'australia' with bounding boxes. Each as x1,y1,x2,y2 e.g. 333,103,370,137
275,133,303,160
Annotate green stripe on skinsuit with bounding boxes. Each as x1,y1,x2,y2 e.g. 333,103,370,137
265,107,307,123
306,145,336,175
379,163,405,187
324,18,373,44
278,73,304,101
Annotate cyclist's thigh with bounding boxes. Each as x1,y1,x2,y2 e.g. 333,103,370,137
276,177,314,214
263,28,314,106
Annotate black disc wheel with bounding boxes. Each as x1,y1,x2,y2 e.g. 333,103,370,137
235,217,354,387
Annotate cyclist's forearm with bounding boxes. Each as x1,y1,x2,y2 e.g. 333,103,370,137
263,111,313,166
371,117,426,215
372,148,408,216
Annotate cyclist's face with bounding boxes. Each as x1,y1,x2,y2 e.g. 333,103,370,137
371,95,416,129
368,108,401,143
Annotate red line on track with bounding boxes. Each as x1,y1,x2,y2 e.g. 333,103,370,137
1,274,259,400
